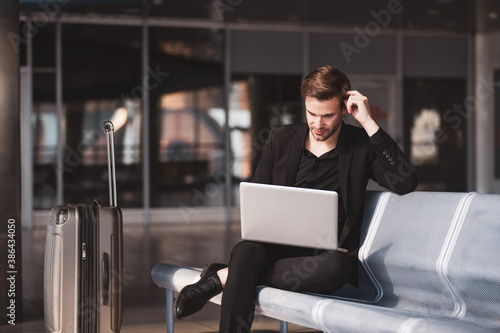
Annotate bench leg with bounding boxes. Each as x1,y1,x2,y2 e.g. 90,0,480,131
280,320,288,333
166,289,174,333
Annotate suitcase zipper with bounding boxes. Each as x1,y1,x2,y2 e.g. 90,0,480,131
79,205,98,333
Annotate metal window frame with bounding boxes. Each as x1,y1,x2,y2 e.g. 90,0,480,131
20,11,473,227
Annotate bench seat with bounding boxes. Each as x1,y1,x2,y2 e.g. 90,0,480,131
151,191,500,332
151,263,494,332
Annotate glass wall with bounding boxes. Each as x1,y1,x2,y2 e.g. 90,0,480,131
230,74,303,175
495,69,500,178
148,27,225,208
404,78,467,191
20,12,472,214
227,80,252,181
62,24,143,207
31,23,58,209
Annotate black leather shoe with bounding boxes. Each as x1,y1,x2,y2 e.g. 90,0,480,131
174,263,227,319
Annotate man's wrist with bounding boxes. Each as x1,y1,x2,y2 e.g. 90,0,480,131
361,119,380,137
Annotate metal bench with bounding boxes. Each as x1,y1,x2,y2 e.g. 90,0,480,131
151,191,500,332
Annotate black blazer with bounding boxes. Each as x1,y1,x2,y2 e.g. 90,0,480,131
252,122,418,253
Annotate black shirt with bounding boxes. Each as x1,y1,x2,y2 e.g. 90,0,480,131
294,147,347,236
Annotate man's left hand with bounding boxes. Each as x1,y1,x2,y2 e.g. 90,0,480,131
345,90,380,137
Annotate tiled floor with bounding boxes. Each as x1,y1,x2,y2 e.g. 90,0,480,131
2,219,319,333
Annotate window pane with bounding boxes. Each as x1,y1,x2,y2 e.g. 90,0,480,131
231,74,303,178
62,24,142,207
495,70,500,178
404,78,467,191
33,22,55,68
149,27,225,208
33,73,57,209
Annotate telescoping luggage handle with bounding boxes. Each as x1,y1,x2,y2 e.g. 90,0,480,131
104,120,117,207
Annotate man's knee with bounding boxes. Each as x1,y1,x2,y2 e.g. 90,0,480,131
229,241,270,271
230,241,267,261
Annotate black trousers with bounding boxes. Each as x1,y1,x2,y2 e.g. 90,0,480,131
218,240,353,333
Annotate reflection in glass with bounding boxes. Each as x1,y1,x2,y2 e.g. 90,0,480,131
410,108,440,166
155,86,225,207
211,81,252,180
62,24,143,207
404,78,466,191
150,27,225,208
80,99,141,166
33,102,58,209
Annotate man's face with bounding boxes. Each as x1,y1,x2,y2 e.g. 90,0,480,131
305,96,346,142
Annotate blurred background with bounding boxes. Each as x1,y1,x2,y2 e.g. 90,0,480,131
15,0,500,227
3,0,500,330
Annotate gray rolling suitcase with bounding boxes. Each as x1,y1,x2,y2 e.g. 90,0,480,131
44,121,123,333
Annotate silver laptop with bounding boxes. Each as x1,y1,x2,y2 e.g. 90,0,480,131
240,182,339,251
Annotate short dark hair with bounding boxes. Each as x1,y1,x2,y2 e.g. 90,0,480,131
301,65,351,102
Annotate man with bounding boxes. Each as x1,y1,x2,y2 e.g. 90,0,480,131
174,65,418,332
